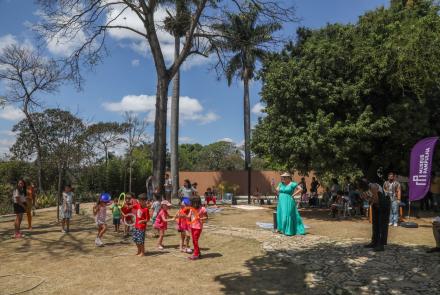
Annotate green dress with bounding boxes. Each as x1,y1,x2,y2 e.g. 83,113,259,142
277,182,306,236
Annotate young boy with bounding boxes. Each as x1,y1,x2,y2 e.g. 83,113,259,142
121,193,133,237
132,193,150,256
110,198,122,232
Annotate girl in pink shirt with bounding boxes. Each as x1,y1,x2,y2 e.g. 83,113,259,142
188,197,208,260
154,200,173,250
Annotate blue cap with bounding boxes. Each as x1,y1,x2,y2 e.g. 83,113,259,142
182,198,191,206
100,193,112,203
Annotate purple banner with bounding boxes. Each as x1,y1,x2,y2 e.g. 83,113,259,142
409,137,438,201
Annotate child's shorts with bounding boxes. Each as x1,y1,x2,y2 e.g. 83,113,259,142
132,228,145,245
113,218,120,225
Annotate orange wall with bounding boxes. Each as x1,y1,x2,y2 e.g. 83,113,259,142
176,171,320,196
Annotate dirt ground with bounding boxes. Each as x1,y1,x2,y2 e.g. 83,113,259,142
0,204,437,295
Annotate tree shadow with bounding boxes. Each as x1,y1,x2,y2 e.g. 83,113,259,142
216,240,440,295
215,254,306,294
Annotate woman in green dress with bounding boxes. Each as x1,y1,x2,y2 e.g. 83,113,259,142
274,172,306,236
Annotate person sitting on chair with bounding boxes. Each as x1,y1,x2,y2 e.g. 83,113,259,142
252,187,262,205
205,187,217,206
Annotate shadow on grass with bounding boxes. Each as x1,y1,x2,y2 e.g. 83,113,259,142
215,254,306,295
216,239,440,295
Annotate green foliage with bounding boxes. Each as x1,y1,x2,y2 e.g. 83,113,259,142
253,0,440,179
0,183,13,215
36,192,57,209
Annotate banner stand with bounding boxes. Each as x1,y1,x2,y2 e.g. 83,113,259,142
401,200,418,228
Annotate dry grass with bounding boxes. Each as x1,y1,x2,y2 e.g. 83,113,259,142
0,204,436,294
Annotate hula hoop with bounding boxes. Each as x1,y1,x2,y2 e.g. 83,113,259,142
123,213,136,226
118,192,126,207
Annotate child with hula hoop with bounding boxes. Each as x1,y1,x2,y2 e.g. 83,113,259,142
121,193,134,237
175,198,192,253
153,200,174,250
187,197,208,260
93,193,112,247
132,193,150,256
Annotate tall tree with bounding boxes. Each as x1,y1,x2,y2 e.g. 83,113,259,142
0,45,66,192
124,112,148,192
11,109,87,220
253,0,440,181
164,0,192,200
35,0,294,194
211,7,281,202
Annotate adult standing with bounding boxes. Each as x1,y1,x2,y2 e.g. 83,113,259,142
360,178,390,252
12,179,27,238
179,179,194,204
273,172,306,236
310,177,320,207
430,172,440,212
383,172,401,227
330,178,340,203
146,175,156,201
164,174,172,202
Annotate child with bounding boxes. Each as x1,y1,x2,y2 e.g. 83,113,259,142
188,197,208,260
121,193,133,237
151,194,161,237
93,193,111,246
154,200,173,250
175,199,192,253
110,197,122,232
330,191,344,218
60,184,74,233
132,193,150,256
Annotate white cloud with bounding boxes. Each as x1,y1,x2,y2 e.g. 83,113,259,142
106,5,210,70
251,102,265,115
179,136,194,143
35,9,88,57
0,34,17,51
131,59,140,67
102,94,219,125
0,106,25,121
218,137,234,143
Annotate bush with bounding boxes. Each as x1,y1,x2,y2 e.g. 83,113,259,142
0,183,13,215
36,192,57,209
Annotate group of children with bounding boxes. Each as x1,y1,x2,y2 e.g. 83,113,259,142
92,192,208,260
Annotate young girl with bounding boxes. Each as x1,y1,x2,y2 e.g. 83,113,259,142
12,179,27,238
175,199,192,253
60,185,74,233
93,193,111,246
188,197,208,260
154,200,173,250
132,194,150,256
151,194,161,237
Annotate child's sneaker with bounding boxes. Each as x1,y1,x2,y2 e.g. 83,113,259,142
188,255,200,260
185,248,193,254
157,245,164,250
14,232,23,239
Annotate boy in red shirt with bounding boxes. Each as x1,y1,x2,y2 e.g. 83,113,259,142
132,193,150,256
121,193,133,237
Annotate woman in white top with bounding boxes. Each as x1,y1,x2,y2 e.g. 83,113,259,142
12,179,27,238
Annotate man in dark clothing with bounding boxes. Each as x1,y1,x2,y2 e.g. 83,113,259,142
359,178,390,252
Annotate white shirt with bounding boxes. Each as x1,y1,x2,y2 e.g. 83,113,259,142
12,189,26,204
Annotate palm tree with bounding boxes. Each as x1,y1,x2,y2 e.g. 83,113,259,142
213,8,281,203
164,1,192,200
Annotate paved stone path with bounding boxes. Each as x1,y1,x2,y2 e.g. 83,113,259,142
205,224,440,295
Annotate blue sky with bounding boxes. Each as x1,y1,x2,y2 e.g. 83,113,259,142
0,0,389,155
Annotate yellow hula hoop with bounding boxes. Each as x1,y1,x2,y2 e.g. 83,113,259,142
118,192,126,207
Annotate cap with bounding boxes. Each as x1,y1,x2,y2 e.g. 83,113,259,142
161,200,172,207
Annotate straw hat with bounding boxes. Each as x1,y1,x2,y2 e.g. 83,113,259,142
280,172,291,178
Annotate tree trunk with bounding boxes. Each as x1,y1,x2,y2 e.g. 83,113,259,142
129,157,133,192
170,35,181,201
243,68,251,204
57,163,62,222
23,109,44,192
152,77,170,195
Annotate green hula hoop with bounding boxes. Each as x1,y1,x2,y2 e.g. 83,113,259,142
118,192,126,207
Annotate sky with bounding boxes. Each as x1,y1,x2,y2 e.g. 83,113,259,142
0,0,389,155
